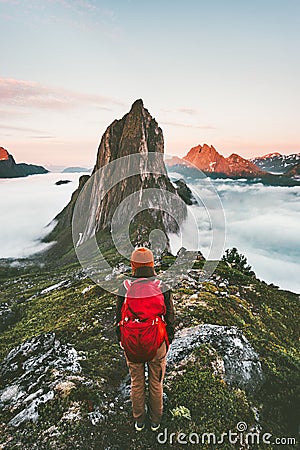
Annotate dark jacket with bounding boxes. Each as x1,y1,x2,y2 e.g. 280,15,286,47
115,266,175,344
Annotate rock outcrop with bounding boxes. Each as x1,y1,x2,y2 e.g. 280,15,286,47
55,179,72,185
167,324,264,393
0,333,82,427
119,323,264,408
46,100,187,256
83,99,186,240
183,144,266,177
174,179,198,205
0,147,48,178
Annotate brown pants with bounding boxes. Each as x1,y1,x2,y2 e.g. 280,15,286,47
125,341,167,424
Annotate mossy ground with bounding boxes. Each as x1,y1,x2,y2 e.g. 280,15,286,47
0,255,299,449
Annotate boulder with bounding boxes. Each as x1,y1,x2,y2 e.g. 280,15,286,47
167,324,264,393
0,333,82,427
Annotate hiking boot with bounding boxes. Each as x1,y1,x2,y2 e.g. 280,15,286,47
134,421,145,432
150,422,160,432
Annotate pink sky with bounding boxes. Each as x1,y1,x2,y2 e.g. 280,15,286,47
1,1,299,167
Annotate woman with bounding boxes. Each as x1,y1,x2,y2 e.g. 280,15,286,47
116,247,175,432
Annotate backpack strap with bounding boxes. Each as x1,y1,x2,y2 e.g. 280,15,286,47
153,279,162,289
123,279,132,291
122,279,139,320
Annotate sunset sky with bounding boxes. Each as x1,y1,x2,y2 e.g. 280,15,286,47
0,0,299,168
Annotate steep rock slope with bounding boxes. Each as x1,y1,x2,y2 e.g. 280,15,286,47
45,100,187,259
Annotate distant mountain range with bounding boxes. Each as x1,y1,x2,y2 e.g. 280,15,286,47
0,147,48,178
62,167,91,173
166,145,300,186
2,142,299,184
250,152,300,174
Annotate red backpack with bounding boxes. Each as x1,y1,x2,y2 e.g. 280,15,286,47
118,278,169,363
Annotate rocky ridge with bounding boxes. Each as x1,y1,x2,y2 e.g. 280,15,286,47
182,144,266,177
251,152,300,174
0,147,48,178
0,253,299,449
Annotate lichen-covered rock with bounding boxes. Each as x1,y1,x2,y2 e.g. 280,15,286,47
118,323,264,407
0,333,82,427
167,324,264,393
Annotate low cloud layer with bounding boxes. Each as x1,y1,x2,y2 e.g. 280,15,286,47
0,173,82,258
214,180,300,293
0,174,299,293
170,178,300,293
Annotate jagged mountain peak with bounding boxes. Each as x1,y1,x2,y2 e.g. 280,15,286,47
0,147,9,161
183,144,265,177
130,98,144,110
94,98,163,172
46,101,187,257
259,152,282,159
228,153,240,159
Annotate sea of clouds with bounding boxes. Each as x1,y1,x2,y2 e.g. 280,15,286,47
170,177,300,293
0,173,82,258
0,173,299,293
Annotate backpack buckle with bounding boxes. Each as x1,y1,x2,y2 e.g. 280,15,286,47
152,317,159,325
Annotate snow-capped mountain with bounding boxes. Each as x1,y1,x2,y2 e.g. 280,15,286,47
251,152,300,174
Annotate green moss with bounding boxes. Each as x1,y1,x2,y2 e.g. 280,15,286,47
0,256,299,448
162,345,255,449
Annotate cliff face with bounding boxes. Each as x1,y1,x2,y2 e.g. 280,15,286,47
86,99,184,238
93,99,164,170
0,147,48,178
46,100,187,257
183,144,265,177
